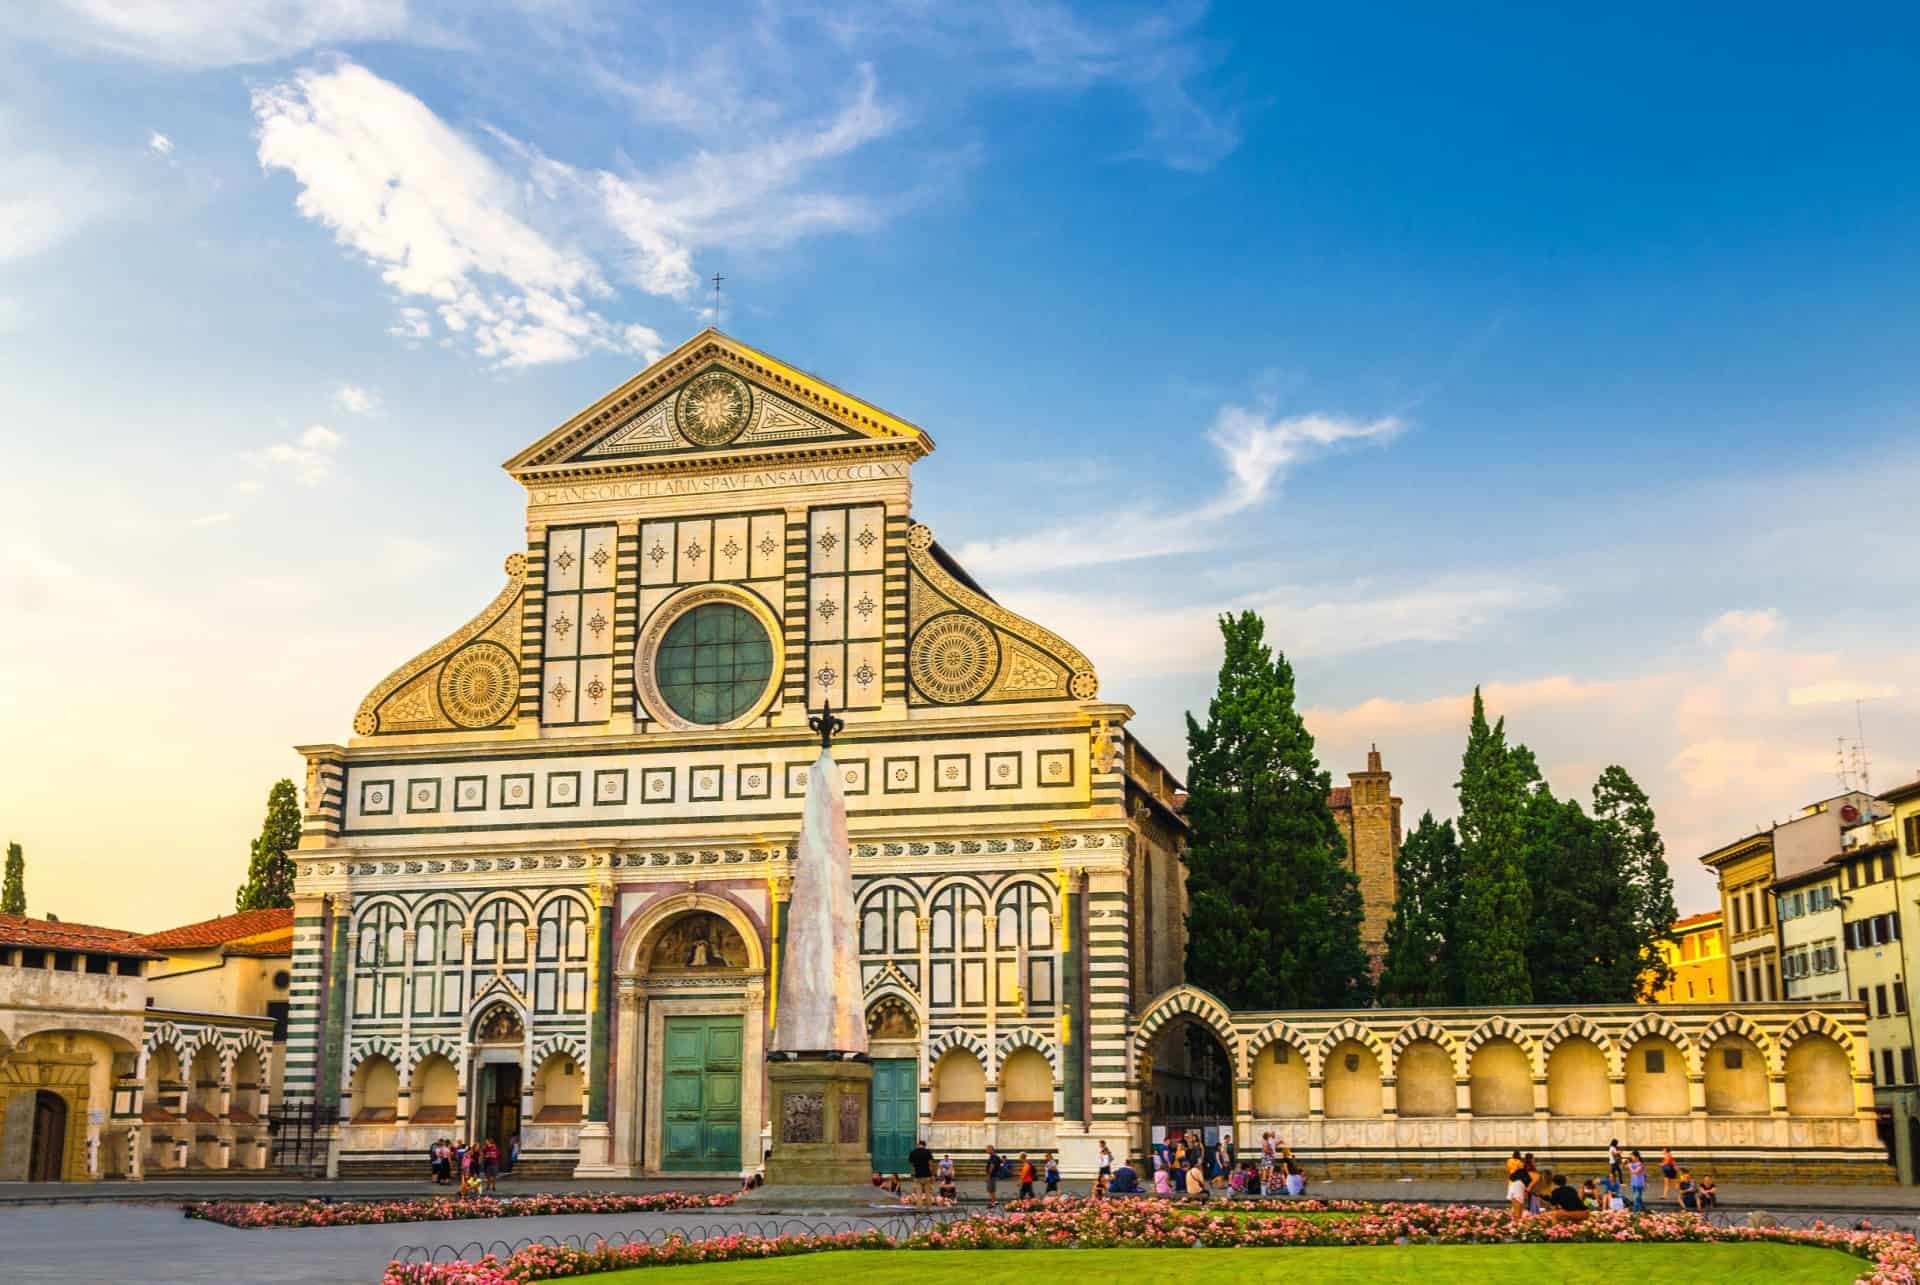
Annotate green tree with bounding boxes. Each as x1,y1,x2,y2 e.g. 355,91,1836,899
1378,812,1462,1005
1454,688,1534,1005
1522,791,1631,1003
1181,612,1372,1009
235,779,302,910
1592,765,1679,1000
2,842,24,915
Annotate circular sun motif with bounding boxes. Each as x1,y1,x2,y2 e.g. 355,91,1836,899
675,369,753,446
438,641,518,728
910,613,999,704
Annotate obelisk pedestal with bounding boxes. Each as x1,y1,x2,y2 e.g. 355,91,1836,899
741,705,876,1202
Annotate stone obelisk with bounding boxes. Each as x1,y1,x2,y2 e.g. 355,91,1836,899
759,701,872,1190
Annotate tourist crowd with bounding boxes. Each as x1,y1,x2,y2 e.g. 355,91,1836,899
1502,1141,1719,1219
425,1135,518,1193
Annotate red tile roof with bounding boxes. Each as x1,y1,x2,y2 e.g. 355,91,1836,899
1327,787,1352,809
130,907,293,950
1670,910,1722,932
0,914,162,958
224,932,293,958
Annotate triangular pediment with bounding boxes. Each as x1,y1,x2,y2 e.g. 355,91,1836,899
505,329,933,480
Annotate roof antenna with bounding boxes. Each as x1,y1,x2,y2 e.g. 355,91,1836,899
711,271,725,329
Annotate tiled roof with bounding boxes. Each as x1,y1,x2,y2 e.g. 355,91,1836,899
1327,787,1352,809
0,914,162,958
224,932,293,958
130,907,294,950
1670,910,1722,931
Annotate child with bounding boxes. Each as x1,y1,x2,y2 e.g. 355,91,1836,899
1154,1165,1173,1196
1580,1178,1597,1210
1091,1171,1108,1200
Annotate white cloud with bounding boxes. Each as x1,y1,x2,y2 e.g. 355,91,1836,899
254,62,650,369
147,131,174,157
958,401,1402,577
24,0,412,68
1788,679,1900,707
247,423,344,485
332,384,382,415
1701,607,1780,647
1003,571,1559,682
0,114,115,265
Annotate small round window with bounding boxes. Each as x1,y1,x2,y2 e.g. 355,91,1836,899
654,602,774,725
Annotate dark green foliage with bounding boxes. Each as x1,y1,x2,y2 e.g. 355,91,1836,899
1592,765,1679,1000
1378,812,1462,1006
1454,689,1534,1005
1181,612,1372,1010
2,842,23,916
235,779,302,911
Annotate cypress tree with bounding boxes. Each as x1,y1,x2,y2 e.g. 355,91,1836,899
2,842,24,915
1522,792,1629,1003
1378,812,1462,1006
1593,765,1679,1000
235,779,302,911
1181,611,1372,1009
1454,688,1534,1005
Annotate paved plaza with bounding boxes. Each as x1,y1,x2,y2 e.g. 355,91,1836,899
9,1177,1920,1285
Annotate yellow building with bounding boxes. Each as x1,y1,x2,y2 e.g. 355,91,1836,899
1646,910,1728,1004
1701,831,1780,1003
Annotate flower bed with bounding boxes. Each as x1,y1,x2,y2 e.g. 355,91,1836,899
184,1190,738,1229
379,1198,1920,1285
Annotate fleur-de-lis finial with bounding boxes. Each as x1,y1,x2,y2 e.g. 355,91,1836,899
809,699,844,750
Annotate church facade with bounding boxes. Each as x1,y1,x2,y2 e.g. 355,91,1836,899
286,331,1191,1177
283,330,1887,1181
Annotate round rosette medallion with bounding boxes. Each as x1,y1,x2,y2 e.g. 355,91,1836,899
910,612,999,704
675,369,754,447
438,641,518,728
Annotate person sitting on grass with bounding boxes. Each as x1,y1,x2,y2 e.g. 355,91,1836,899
1547,1173,1589,1221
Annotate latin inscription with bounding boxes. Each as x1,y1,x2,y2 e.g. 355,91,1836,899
531,462,908,508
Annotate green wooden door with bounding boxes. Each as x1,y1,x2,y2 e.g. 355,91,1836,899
869,1058,917,1177
661,1017,743,1171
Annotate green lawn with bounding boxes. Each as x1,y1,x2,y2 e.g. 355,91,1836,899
581,1244,1866,1284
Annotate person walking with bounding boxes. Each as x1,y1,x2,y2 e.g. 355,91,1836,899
1627,1149,1647,1213
1659,1146,1679,1199
1097,1141,1113,1185
1017,1152,1036,1200
984,1145,1002,1206
481,1137,499,1193
506,1132,519,1175
1607,1138,1623,1185
1044,1153,1060,1197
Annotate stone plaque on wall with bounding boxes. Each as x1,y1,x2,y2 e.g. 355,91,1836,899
783,1092,824,1144
838,1093,863,1144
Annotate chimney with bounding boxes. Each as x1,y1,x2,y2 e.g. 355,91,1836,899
1366,744,1382,774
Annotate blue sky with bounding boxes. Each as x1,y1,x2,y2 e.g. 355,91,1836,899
5,2,1920,928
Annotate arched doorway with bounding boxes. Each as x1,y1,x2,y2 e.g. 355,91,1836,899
1145,1019,1234,1165
866,996,919,1177
29,1091,68,1182
470,1002,525,1150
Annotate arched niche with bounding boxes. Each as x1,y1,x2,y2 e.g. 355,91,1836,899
1251,1041,1309,1118
1468,1038,1533,1117
1395,1040,1456,1118
1547,1039,1610,1116
1785,1034,1854,1117
1324,1040,1382,1119
931,1048,985,1121
1704,1034,1768,1115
